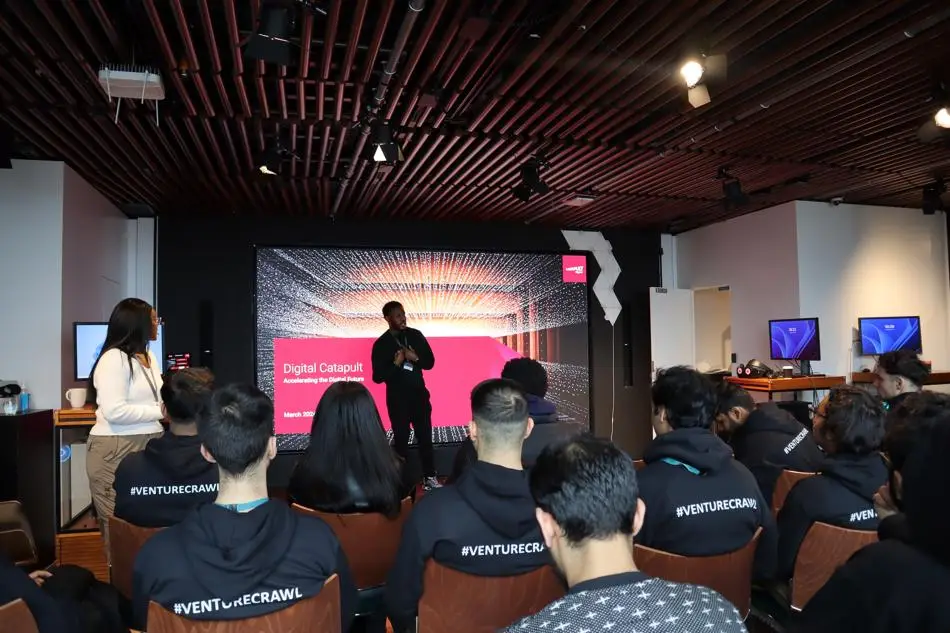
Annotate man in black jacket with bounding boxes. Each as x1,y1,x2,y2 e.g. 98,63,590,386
385,379,550,633
371,301,439,490
638,366,777,580
715,381,824,506
114,367,218,527
776,385,887,579
791,413,950,633
133,384,357,631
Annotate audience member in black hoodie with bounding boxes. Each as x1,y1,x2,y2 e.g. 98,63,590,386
0,556,126,633
289,381,412,515
133,384,356,631
791,415,950,633
715,382,824,506
873,392,950,542
385,379,550,633
873,349,929,414
114,367,218,527
776,385,887,579
638,366,777,580
448,358,586,482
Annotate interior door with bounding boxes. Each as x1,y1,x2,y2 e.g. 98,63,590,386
650,287,696,379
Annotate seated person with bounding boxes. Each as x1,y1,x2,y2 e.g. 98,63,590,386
114,367,218,527
288,381,412,515
715,381,824,505
0,556,125,633
791,416,950,633
873,349,929,413
873,391,950,542
133,383,357,630
448,358,585,481
505,436,747,633
637,366,776,580
385,379,549,633
776,385,887,579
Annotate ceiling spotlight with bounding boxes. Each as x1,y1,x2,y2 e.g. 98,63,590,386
258,146,281,175
680,60,704,88
688,84,711,109
367,120,404,164
923,179,946,215
936,107,950,129
245,5,294,66
717,166,748,207
512,184,533,202
520,159,550,195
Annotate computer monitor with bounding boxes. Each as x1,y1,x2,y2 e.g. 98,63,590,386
858,316,922,355
769,318,821,361
74,322,165,381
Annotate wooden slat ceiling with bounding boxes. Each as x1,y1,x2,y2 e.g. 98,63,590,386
1,0,949,232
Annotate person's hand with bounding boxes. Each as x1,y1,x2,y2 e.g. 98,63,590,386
29,569,52,587
405,347,419,362
394,349,406,366
873,483,899,520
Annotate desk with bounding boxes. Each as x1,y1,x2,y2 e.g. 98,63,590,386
851,371,950,386
725,376,847,400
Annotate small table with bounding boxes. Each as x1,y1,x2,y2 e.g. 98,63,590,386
725,376,847,400
851,371,950,386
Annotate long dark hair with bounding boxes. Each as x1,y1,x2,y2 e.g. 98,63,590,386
290,382,404,516
87,298,155,403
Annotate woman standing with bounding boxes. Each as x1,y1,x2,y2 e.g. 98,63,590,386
85,298,164,551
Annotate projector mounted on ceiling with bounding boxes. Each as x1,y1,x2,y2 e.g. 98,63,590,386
98,64,165,125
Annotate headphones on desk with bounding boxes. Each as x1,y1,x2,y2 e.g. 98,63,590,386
736,359,774,378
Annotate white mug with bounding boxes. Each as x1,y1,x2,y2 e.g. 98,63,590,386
65,388,88,409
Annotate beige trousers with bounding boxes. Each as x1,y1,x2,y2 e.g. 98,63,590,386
86,432,162,560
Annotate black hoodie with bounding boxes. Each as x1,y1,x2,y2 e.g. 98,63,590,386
132,500,356,631
384,461,550,633
727,403,825,506
776,452,887,579
113,432,219,527
636,428,778,580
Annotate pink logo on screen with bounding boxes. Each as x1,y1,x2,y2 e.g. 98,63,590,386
562,255,587,283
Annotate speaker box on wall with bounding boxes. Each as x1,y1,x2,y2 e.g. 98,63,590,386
198,300,214,370
776,400,812,429
621,302,632,387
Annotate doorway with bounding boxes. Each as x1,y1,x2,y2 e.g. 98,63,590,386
693,287,732,372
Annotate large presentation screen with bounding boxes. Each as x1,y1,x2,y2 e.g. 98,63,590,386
255,247,591,451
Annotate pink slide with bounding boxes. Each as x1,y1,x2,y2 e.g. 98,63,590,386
273,336,521,434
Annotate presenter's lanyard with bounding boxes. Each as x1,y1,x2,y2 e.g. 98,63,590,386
390,331,408,349
216,498,269,513
138,358,160,404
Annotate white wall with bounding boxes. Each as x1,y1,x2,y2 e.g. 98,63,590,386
0,161,65,408
796,200,950,378
676,202,800,366
61,166,135,395
693,287,731,371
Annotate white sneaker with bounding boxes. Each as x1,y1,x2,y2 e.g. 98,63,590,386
423,476,442,491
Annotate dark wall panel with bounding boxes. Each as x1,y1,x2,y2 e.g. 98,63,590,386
157,216,660,457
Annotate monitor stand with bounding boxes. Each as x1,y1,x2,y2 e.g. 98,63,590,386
800,360,812,376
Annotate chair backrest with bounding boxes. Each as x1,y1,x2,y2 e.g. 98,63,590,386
0,500,38,567
418,562,566,633
292,497,412,589
790,522,878,610
0,599,39,633
634,527,762,620
772,470,815,518
146,574,341,633
108,516,163,599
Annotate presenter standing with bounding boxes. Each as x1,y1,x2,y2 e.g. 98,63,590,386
371,301,440,490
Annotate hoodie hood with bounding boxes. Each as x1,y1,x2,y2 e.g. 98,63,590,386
526,394,558,424
644,427,733,473
145,432,216,480
454,461,537,539
740,403,803,436
821,453,888,501
182,500,296,600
